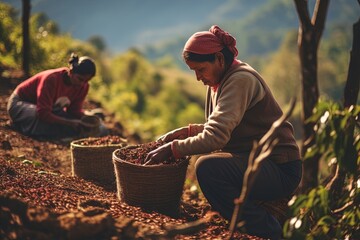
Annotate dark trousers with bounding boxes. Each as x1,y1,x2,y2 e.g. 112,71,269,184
7,92,108,139
195,152,302,240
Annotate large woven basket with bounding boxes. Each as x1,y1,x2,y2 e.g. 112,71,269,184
112,145,189,216
71,137,127,189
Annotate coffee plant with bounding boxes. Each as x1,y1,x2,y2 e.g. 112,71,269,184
283,100,359,239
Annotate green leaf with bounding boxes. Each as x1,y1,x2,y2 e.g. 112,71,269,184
317,215,335,226
304,147,319,159
290,195,309,213
318,187,329,213
33,161,43,167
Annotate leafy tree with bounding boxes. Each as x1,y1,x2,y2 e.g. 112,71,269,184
88,35,106,52
177,103,204,126
0,3,22,67
284,100,359,239
262,31,300,106
100,49,204,140
318,26,353,101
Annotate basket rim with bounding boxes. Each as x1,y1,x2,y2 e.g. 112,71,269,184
71,137,127,148
112,147,189,169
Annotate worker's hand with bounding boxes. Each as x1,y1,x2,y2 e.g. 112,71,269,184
54,96,70,108
143,142,172,165
157,127,188,143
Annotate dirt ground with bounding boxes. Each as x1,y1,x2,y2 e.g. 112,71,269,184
0,75,262,239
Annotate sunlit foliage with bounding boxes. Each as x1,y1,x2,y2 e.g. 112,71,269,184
0,3,22,67
101,50,204,140
284,100,359,239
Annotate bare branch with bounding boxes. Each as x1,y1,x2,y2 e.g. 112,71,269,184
294,0,312,28
312,0,330,43
332,200,354,214
162,212,215,237
143,212,216,239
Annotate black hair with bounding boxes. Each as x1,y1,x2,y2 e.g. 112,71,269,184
182,47,234,67
68,53,96,76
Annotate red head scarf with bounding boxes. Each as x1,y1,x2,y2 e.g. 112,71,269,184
183,25,238,58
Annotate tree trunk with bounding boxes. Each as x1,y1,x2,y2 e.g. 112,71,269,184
298,28,321,190
343,16,360,108
22,0,31,78
294,0,329,192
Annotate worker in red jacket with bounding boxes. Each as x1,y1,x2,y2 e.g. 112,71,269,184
7,53,107,139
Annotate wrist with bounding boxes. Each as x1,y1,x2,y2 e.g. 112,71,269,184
171,141,182,159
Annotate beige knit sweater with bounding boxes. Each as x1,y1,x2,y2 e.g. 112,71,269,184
172,60,300,164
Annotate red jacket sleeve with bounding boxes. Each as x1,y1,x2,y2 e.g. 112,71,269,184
36,74,61,123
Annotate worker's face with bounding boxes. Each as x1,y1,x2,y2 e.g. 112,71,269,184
185,53,225,87
70,73,92,86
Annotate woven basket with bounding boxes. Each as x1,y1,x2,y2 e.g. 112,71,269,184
112,145,189,216
71,137,127,189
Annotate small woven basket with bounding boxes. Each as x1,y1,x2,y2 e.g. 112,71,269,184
113,145,189,216
71,137,127,189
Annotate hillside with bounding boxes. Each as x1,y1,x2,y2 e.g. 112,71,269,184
0,76,261,239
